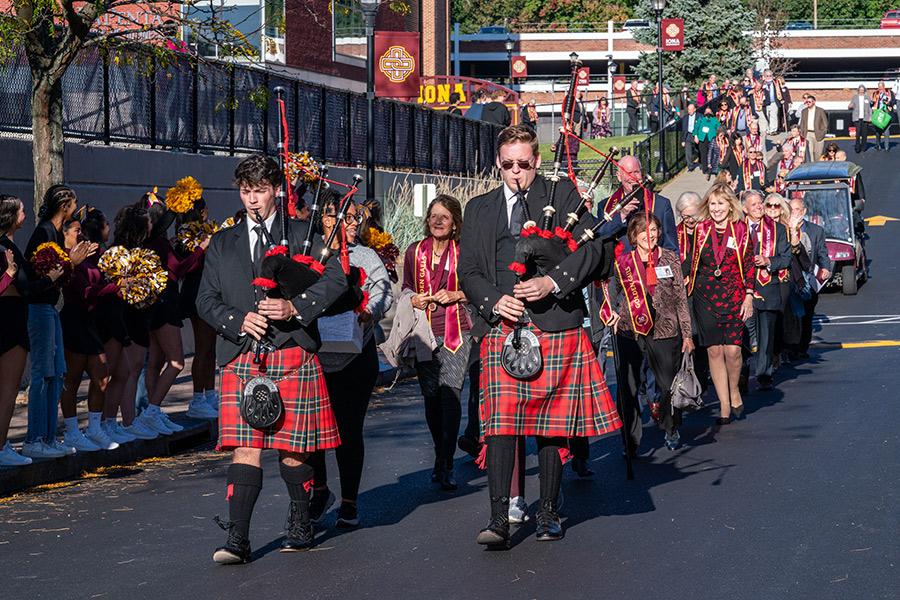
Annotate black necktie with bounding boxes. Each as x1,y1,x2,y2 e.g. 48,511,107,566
252,224,266,274
509,192,526,238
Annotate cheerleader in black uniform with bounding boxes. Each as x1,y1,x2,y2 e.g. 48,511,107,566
175,199,219,419
0,195,55,466
59,211,123,450
132,197,206,436
103,205,159,441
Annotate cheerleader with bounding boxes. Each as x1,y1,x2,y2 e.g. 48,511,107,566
59,210,122,450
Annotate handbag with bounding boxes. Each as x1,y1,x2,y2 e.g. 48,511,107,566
872,107,891,131
670,351,703,411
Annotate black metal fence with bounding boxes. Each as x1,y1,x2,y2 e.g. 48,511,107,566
0,47,503,175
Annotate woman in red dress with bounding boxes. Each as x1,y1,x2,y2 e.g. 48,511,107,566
686,183,755,424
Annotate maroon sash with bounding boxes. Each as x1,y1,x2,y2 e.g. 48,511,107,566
753,216,777,287
688,219,750,296
414,237,463,352
615,249,657,336
742,158,765,190
605,186,654,219
676,222,690,263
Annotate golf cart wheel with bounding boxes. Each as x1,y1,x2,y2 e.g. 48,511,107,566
842,264,858,295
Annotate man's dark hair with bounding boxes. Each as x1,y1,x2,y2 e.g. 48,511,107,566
234,155,281,189
449,92,460,104
496,124,539,156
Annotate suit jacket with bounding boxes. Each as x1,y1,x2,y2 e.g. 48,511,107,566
748,218,792,310
614,248,692,341
596,189,679,253
693,115,719,142
459,174,611,339
681,113,698,143
801,220,832,274
800,106,828,141
196,215,348,366
848,94,872,122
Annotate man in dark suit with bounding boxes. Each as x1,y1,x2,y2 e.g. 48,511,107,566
681,102,699,171
742,190,792,390
789,196,833,358
595,154,678,252
481,89,511,127
459,125,619,548
197,155,348,564
626,81,641,134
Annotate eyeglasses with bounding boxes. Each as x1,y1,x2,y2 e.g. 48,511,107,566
499,159,534,171
323,212,363,225
764,203,781,209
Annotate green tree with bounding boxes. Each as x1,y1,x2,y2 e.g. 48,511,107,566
632,0,756,90
451,0,631,33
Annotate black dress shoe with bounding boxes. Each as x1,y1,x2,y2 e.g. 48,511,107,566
439,468,458,492
476,496,510,549
571,457,594,478
212,517,251,565
715,416,731,425
280,500,315,552
535,499,563,541
457,436,482,459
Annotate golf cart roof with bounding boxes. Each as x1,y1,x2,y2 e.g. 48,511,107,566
785,161,862,183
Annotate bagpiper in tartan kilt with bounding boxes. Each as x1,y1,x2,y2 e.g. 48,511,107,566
480,321,621,439
217,346,340,454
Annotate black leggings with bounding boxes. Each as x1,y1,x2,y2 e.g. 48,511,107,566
423,384,462,467
309,339,379,502
615,333,683,442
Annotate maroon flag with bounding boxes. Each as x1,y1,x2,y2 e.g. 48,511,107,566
374,32,420,98
576,66,590,90
511,55,528,79
662,19,685,52
612,75,627,97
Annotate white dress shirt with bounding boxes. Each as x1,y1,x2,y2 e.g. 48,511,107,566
502,182,528,226
856,95,866,120
246,211,278,259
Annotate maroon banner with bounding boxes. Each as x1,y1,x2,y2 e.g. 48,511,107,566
612,75,627,96
511,55,528,79
576,66,590,89
662,19,685,52
374,32,421,98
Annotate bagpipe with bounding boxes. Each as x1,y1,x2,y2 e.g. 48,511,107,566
500,53,657,380
249,86,367,365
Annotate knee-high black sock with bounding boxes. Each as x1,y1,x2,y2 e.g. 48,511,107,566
280,461,314,507
486,435,516,503
537,437,566,505
226,464,263,539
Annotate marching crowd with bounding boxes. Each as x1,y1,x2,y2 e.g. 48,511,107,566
0,66,859,560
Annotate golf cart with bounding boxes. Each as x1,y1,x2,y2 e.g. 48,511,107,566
784,161,867,295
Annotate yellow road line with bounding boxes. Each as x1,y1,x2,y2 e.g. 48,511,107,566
810,340,900,349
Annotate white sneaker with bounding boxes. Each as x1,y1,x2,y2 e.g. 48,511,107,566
84,427,120,451
137,410,174,435
508,496,529,524
204,390,220,412
50,438,78,455
125,419,159,440
21,441,66,459
63,430,101,453
104,421,137,444
158,411,184,433
187,396,218,419
0,442,32,466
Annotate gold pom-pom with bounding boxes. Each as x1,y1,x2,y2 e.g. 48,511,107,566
97,246,170,307
176,220,219,252
220,217,237,230
286,152,319,185
165,176,203,214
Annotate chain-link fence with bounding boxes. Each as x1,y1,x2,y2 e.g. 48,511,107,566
0,47,503,175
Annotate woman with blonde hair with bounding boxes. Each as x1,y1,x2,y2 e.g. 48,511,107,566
686,183,755,424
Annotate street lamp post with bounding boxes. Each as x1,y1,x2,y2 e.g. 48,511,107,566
652,0,667,178
361,0,380,203
505,36,514,84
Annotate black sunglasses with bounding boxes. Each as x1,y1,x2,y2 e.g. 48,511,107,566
500,159,534,171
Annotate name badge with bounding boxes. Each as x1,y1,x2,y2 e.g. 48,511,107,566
753,171,761,178
701,126,710,134
655,265,674,279
727,237,738,250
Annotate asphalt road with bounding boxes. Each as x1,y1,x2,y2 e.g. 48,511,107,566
1,141,898,600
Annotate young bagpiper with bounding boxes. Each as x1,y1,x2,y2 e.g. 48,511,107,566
197,155,347,564
459,125,621,547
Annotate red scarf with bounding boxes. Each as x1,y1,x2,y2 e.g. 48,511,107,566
688,219,750,295
747,132,762,153
751,216,777,287
751,88,765,113
742,158,766,190
414,237,463,352
716,136,730,163
676,222,690,262
598,279,615,326
615,248,658,336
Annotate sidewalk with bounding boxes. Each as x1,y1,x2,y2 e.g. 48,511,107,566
1,354,407,497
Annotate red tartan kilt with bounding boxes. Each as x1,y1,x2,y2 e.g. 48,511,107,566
217,346,341,453
480,323,622,438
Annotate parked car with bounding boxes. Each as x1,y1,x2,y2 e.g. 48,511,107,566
785,21,814,30
622,19,651,31
478,26,508,35
880,10,900,28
